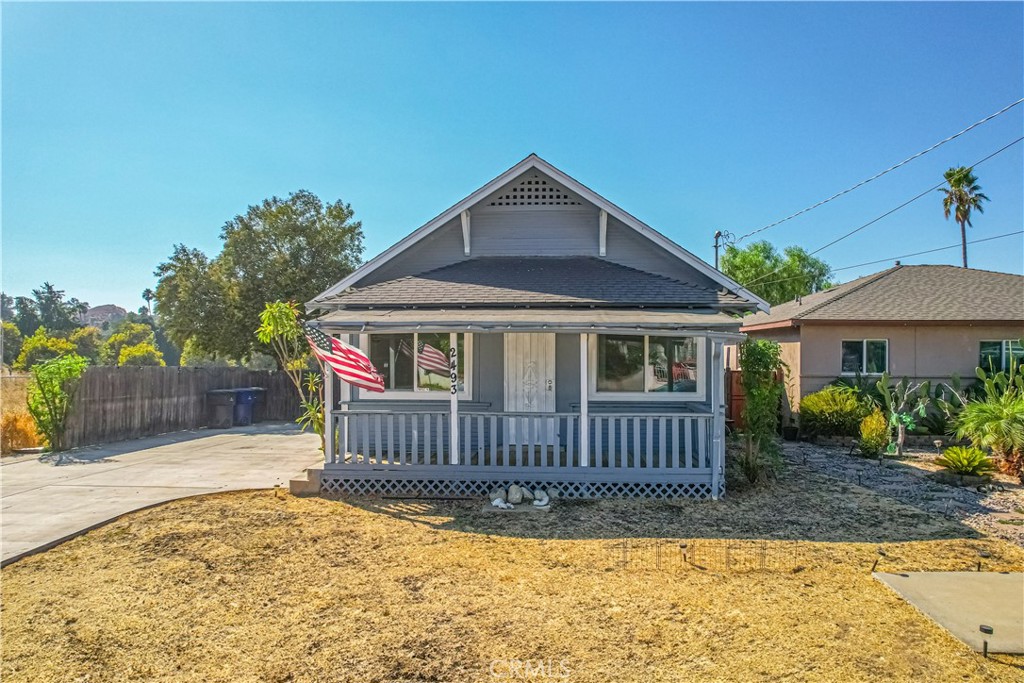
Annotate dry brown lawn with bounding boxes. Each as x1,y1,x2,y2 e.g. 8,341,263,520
3,465,1023,683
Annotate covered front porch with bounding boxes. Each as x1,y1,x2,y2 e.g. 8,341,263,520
315,309,738,499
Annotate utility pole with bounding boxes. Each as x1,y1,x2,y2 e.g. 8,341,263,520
713,230,734,270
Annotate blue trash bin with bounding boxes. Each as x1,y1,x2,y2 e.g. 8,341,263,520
233,389,257,426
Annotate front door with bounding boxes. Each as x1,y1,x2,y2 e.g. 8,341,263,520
504,333,556,443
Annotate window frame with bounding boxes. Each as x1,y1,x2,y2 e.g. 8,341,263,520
979,340,1024,372
356,332,473,400
840,338,889,376
587,333,706,402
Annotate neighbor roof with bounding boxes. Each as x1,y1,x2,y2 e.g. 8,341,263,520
318,256,751,309
741,265,1024,329
309,154,768,312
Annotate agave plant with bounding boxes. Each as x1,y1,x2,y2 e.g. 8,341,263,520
935,446,996,476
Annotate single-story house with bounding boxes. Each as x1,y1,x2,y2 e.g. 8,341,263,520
735,264,1024,415
307,154,767,499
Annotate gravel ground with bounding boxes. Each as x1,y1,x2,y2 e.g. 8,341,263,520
784,441,1024,547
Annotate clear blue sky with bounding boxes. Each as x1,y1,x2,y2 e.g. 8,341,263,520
3,2,1022,311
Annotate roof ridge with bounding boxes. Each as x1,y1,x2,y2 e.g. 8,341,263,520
791,266,901,320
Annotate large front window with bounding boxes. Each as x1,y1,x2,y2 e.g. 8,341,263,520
595,334,700,395
366,333,467,394
841,339,887,374
980,340,1024,372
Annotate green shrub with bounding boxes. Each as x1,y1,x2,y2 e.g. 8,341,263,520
26,354,88,452
736,339,785,485
858,408,889,457
935,446,996,476
954,359,1024,476
799,386,869,437
2,322,23,367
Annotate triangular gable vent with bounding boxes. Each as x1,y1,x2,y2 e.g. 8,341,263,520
489,173,582,206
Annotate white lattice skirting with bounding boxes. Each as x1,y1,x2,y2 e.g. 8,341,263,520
320,476,721,500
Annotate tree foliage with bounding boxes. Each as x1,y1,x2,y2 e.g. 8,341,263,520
69,326,103,364
256,301,324,449
14,327,76,371
101,322,156,365
27,354,88,452
2,322,23,367
154,190,363,362
118,342,166,367
721,241,833,306
2,283,88,337
940,166,989,268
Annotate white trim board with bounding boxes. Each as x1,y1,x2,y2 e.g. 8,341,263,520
308,154,769,312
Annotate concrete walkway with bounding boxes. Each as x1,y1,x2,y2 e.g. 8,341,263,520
1,423,321,565
875,572,1024,653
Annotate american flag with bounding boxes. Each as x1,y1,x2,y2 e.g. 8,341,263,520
399,338,451,375
303,324,385,392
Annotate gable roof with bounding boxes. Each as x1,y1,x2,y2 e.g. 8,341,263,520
318,256,751,309
741,265,1024,329
309,154,768,311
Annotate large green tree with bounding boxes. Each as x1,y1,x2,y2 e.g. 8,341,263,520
940,166,989,268
154,190,363,362
1,284,87,337
721,241,833,306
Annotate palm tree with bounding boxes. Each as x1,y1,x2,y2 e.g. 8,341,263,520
141,288,155,315
939,166,989,268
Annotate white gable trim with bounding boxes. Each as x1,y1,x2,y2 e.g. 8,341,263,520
309,154,769,312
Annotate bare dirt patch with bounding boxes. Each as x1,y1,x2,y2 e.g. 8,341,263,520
3,467,1023,682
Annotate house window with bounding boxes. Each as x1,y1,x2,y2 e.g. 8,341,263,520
593,334,701,397
364,333,469,396
841,339,888,375
980,340,1024,372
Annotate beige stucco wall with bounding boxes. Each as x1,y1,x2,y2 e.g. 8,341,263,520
798,323,1024,396
725,327,802,418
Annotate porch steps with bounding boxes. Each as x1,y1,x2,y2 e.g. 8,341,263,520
289,465,323,496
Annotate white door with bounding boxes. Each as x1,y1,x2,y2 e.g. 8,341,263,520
504,333,556,443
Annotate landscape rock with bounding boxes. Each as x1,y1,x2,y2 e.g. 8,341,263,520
489,487,507,503
507,484,524,504
521,487,535,501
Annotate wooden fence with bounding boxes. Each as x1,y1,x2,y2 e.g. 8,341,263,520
64,367,303,449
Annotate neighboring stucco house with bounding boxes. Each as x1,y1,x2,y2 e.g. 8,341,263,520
736,264,1024,414
307,154,767,499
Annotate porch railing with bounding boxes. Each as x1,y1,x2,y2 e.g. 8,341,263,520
328,409,713,474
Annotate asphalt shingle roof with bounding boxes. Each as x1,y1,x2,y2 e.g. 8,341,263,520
319,257,751,309
742,265,1024,327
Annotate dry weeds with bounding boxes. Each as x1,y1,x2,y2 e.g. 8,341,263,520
3,466,1023,682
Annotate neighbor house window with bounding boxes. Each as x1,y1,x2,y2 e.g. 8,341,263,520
841,339,888,374
364,333,468,395
979,340,1024,372
594,334,701,397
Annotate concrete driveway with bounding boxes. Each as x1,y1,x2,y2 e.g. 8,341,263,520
1,423,321,565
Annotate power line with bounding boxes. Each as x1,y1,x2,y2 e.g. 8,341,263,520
734,97,1024,242
748,231,1024,288
740,136,1024,289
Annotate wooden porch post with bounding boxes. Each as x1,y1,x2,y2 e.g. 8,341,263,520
323,353,334,464
579,333,589,467
449,332,460,465
710,339,726,499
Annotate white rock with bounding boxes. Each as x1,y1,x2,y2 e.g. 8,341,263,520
533,491,550,507
489,487,507,503
533,488,546,502
507,484,524,504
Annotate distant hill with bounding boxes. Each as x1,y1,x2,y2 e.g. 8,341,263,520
80,304,127,327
